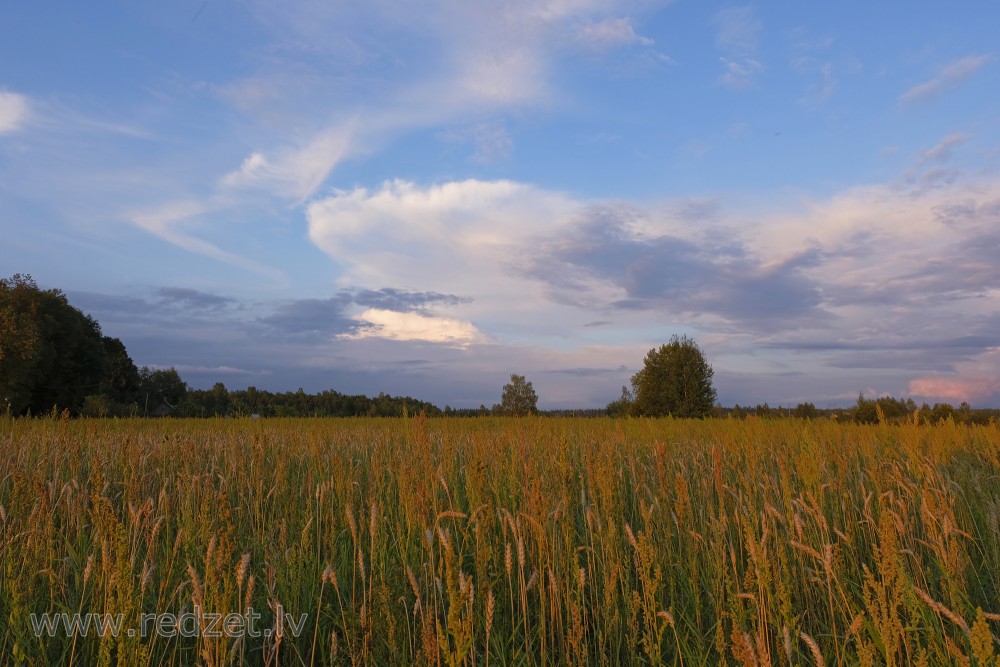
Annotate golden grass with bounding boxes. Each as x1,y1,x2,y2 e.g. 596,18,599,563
0,414,998,665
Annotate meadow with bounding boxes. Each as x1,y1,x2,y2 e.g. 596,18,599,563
1,415,998,666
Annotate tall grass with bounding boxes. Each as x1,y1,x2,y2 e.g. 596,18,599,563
1,414,998,665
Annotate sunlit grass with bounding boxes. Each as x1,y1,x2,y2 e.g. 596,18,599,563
1,415,998,665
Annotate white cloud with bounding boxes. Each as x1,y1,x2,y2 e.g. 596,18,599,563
0,90,30,134
306,178,578,289
306,178,622,341
345,308,485,346
899,54,994,104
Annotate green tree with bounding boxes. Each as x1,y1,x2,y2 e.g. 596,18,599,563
499,374,538,416
1,274,114,415
137,367,188,414
101,336,140,408
793,402,819,419
0,276,39,413
606,385,634,417
631,335,716,418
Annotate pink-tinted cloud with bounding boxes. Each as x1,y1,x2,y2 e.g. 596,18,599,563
908,376,1000,404
910,348,1000,404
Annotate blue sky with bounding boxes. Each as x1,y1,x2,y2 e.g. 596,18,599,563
3,1,1000,408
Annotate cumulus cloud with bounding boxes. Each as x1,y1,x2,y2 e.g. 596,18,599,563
306,179,577,289
305,166,1000,344
307,179,645,344
899,54,994,104
0,90,30,134
300,133,1000,406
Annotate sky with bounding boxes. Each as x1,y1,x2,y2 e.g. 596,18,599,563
2,1,1000,409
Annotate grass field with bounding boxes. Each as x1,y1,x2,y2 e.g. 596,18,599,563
1,415,999,665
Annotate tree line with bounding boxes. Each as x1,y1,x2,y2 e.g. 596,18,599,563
718,399,999,425
0,275,438,418
3,274,996,421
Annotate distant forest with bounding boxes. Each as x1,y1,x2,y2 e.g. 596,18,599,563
3,274,998,423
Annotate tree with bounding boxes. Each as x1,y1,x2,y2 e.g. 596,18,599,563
101,336,140,408
793,402,819,419
1,274,117,415
498,374,538,416
631,335,716,418
137,367,188,414
606,385,634,417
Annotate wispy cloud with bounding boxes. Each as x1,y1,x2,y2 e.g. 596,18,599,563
220,119,359,201
921,133,968,163
223,0,673,180
896,133,969,195
129,201,287,283
0,90,30,134
713,5,764,89
576,17,655,52
718,58,764,89
792,55,837,107
714,5,761,54
899,53,994,104
124,2,672,270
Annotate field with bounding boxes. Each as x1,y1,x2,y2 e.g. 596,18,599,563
1,416,999,666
